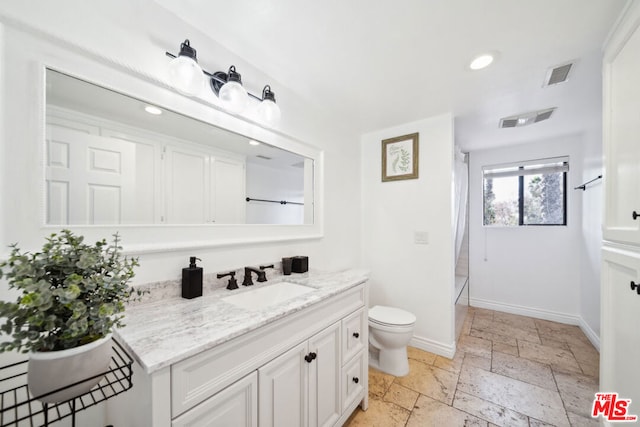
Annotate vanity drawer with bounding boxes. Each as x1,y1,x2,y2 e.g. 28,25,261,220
342,352,365,413
342,308,366,364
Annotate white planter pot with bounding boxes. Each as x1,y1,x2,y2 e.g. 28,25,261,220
28,334,113,403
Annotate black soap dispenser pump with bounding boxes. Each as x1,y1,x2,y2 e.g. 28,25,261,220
182,256,203,299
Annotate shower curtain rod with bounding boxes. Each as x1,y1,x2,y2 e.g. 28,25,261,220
574,175,602,191
245,197,304,206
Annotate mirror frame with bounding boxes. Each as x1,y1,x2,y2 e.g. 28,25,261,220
1,24,323,256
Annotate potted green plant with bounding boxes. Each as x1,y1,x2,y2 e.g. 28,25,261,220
0,230,140,403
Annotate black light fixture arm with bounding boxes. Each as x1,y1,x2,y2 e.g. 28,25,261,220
165,51,267,102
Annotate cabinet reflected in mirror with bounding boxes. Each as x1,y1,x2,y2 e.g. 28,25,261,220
45,69,313,226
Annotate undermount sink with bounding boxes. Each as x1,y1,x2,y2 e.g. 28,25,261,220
222,282,314,311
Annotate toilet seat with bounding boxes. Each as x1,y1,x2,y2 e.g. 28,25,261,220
369,305,416,327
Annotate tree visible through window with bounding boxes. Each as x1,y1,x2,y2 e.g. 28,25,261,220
483,158,568,226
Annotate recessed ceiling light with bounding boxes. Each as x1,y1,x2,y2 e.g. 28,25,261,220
249,140,260,146
469,54,494,70
144,105,163,115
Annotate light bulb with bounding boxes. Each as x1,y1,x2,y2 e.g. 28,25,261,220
168,55,204,96
168,40,203,96
257,98,281,125
219,81,249,114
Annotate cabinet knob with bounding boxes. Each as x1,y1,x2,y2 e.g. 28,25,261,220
353,332,360,338
305,352,317,363
352,377,359,384
631,281,640,294
633,211,639,220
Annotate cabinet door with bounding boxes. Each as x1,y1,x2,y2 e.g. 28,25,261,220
212,158,245,224
601,248,640,411
603,10,640,244
165,145,211,224
259,341,308,427
172,371,257,427
308,322,341,427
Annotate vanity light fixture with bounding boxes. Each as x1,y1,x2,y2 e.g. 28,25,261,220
167,40,204,96
144,105,163,115
166,39,281,124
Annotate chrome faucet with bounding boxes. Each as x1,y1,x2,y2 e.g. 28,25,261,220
242,264,274,286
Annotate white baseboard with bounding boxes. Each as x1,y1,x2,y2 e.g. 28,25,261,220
470,297,600,350
410,335,455,359
578,317,601,351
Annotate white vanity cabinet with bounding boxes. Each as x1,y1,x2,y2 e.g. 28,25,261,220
108,281,368,427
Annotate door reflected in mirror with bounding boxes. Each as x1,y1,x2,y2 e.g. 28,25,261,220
45,69,313,225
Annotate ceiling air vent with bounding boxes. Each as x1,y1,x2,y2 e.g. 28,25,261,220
534,108,555,123
499,108,557,129
500,118,519,128
544,62,574,86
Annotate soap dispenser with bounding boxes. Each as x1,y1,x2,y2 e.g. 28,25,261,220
182,256,203,299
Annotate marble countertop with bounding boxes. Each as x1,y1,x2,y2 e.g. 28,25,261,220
114,269,368,374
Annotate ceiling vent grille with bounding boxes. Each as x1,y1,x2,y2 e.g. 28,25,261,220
499,108,557,129
534,109,555,123
544,62,574,86
500,119,519,128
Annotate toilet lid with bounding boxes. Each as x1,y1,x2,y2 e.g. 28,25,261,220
369,305,416,326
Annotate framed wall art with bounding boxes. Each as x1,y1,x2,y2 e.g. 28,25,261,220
381,132,419,182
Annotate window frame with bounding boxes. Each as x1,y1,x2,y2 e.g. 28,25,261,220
482,157,569,227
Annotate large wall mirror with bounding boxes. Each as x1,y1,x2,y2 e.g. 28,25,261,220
45,69,314,226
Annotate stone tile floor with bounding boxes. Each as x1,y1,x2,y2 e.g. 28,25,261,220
344,307,600,427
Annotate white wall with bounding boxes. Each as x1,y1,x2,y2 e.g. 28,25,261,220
361,113,456,357
579,126,603,346
469,134,585,325
245,162,305,224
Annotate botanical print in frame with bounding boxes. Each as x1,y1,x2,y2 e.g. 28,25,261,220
381,132,419,181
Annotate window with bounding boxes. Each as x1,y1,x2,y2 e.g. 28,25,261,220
483,157,568,226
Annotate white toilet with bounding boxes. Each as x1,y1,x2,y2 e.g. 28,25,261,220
368,305,416,376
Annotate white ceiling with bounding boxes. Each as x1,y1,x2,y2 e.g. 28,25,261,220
154,0,627,151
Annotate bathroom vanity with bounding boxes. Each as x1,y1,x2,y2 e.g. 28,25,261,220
108,270,369,427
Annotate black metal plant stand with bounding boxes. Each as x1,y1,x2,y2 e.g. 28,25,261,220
0,339,133,427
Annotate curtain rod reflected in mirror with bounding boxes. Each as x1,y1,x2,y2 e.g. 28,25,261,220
44,69,314,226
